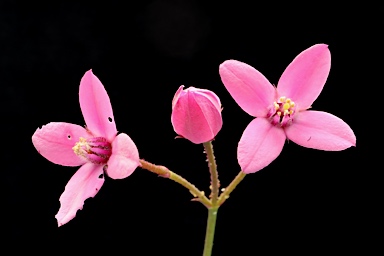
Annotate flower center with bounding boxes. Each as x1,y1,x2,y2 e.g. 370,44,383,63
73,137,112,164
268,96,296,127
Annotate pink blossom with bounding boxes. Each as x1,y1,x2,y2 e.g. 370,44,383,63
171,85,223,144
219,44,356,174
32,70,140,226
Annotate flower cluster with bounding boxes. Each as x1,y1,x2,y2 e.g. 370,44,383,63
32,44,355,228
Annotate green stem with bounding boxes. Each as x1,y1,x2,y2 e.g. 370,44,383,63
203,141,219,204
202,141,220,256
202,207,219,256
139,157,246,256
217,171,246,206
139,159,212,208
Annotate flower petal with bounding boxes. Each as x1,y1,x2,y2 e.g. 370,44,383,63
172,85,184,109
238,118,286,174
277,44,331,110
285,110,356,151
106,133,140,179
32,122,91,166
171,87,223,144
219,60,276,117
193,88,222,112
79,70,117,142
191,90,223,142
55,163,104,226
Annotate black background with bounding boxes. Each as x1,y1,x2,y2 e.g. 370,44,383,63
2,0,375,254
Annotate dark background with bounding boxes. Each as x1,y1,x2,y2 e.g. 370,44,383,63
2,0,375,254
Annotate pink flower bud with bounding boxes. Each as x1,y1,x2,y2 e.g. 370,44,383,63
171,85,223,144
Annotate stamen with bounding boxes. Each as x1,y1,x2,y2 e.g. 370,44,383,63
73,137,112,164
269,96,296,127
72,138,89,158
274,102,279,110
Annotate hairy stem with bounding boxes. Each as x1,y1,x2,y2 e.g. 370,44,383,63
217,171,246,206
139,159,212,208
203,141,219,204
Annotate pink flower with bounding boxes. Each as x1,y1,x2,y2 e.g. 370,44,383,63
32,70,140,226
171,85,223,144
219,44,356,174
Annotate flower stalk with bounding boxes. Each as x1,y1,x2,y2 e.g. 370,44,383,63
203,141,219,204
202,207,219,256
201,141,220,256
218,171,246,206
139,159,212,208
140,141,247,256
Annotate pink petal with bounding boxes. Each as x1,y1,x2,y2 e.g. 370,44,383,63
277,44,331,110
79,70,117,142
32,122,91,166
172,85,184,109
285,110,356,151
171,87,223,144
106,133,140,179
192,88,222,112
219,60,276,117
55,163,104,226
238,118,286,174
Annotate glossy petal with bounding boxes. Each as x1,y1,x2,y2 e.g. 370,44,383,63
32,122,91,166
171,87,222,144
285,110,356,150
277,44,331,110
55,163,104,226
219,60,276,117
79,70,117,142
238,118,286,173
107,133,140,179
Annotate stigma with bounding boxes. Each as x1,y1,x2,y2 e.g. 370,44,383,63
268,96,296,127
73,137,112,164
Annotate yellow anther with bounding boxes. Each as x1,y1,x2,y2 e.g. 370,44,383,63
283,102,290,110
290,101,295,107
277,111,281,116
284,110,289,116
286,99,291,103
279,96,286,102
274,102,279,110
72,137,91,157
289,110,293,115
